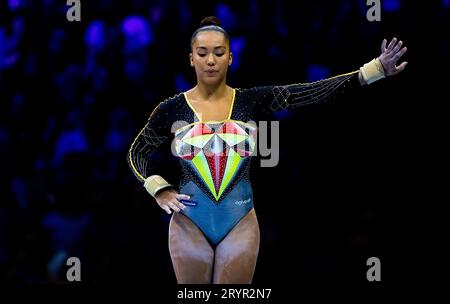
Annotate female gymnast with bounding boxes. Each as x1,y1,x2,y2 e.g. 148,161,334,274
128,16,407,284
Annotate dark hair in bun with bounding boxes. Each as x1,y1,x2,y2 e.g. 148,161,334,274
191,16,230,49
199,16,222,27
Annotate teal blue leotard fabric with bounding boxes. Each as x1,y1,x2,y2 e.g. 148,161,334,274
179,179,254,245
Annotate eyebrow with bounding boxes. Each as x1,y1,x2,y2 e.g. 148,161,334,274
196,46,226,50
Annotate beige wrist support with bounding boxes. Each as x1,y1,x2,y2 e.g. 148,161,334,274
144,175,172,198
360,58,386,85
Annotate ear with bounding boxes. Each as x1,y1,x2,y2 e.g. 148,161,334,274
189,53,194,67
228,52,233,66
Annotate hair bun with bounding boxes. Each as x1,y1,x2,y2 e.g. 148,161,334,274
200,16,221,27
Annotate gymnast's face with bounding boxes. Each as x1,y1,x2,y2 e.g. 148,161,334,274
190,31,233,86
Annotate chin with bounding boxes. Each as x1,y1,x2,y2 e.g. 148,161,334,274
202,77,223,86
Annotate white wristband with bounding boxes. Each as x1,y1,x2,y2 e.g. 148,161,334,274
144,175,172,198
360,58,386,85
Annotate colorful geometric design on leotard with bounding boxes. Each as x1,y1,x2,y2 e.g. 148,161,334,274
174,121,256,202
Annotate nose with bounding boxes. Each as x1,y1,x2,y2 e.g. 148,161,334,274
207,53,215,66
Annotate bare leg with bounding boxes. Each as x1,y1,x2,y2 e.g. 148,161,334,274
168,212,214,283
213,208,260,284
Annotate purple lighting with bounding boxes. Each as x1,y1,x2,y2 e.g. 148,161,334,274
121,16,153,52
383,0,401,12
229,37,246,72
443,0,450,9
307,64,330,82
215,3,236,30
84,20,106,50
8,0,21,10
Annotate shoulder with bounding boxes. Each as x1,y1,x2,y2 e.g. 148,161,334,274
149,92,184,117
159,92,185,110
236,86,274,100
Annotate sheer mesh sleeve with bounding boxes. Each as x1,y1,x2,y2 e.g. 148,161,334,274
127,102,171,183
260,71,360,112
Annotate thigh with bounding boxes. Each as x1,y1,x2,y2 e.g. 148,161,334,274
168,212,214,284
213,208,260,284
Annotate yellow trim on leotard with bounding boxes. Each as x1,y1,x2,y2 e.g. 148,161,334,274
183,88,236,122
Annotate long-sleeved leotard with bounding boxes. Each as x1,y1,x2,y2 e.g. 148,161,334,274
128,71,360,245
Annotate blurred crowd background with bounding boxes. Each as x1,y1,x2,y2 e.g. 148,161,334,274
0,0,447,285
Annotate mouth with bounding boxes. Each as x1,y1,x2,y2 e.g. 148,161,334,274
205,69,218,74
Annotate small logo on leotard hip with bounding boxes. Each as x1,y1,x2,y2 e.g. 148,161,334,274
234,198,252,206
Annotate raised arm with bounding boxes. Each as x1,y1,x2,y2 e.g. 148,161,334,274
260,38,407,112
269,70,359,112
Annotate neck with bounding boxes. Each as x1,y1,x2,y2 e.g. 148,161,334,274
194,79,228,100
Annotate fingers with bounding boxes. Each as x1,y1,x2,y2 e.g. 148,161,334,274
387,37,397,52
158,193,190,214
176,194,191,201
381,39,387,53
162,205,172,214
394,61,408,74
175,200,187,211
392,40,403,54
168,202,181,213
166,198,188,213
379,38,407,76
393,46,407,61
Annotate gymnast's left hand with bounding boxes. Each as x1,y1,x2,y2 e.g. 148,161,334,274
378,37,408,76
154,189,189,214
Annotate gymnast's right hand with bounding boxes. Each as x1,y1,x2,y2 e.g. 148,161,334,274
155,189,189,214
